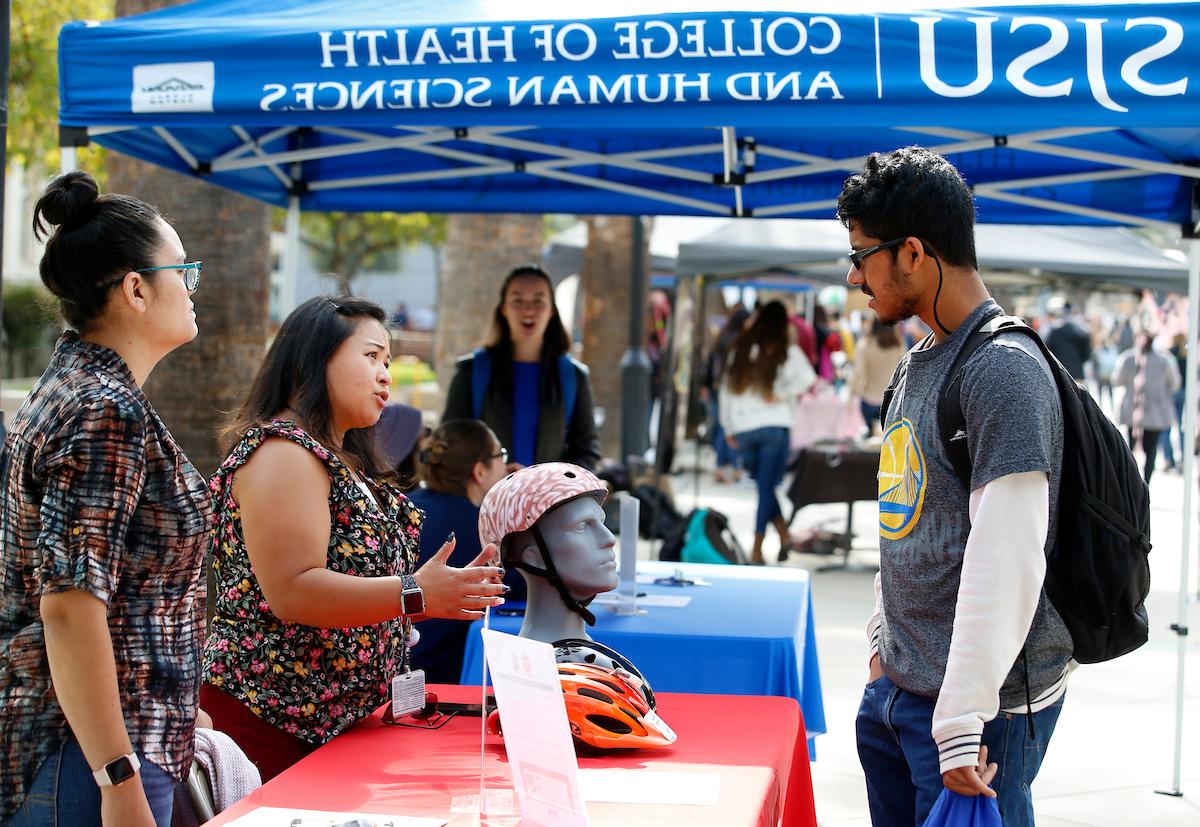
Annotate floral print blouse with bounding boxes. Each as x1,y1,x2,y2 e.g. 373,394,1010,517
202,420,421,744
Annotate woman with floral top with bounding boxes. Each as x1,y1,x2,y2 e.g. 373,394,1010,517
201,296,506,781
0,172,210,826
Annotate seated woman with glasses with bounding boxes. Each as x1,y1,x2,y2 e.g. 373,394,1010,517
406,420,526,684
200,297,506,782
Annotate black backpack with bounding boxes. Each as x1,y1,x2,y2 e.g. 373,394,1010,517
883,314,1152,664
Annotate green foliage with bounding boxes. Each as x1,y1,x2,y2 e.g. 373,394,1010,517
276,210,447,296
2,284,57,349
10,0,114,169
388,359,436,388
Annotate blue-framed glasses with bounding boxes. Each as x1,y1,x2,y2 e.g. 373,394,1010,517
137,261,202,292
848,238,906,270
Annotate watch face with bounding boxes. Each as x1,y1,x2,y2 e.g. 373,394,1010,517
402,589,424,616
106,756,137,785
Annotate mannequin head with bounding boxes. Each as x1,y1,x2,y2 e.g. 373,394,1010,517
506,497,618,599
478,462,614,641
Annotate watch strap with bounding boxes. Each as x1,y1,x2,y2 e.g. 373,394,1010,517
92,752,140,787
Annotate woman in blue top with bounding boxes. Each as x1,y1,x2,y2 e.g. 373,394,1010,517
442,265,600,470
407,420,523,682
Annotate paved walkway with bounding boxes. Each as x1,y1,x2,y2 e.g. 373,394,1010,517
664,445,1200,827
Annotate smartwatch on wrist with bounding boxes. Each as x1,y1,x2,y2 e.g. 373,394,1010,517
401,574,425,616
92,753,140,787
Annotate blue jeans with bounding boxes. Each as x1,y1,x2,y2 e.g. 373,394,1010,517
860,400,883,435
1160,387,1186,468
710,394,740,470
857,674,1064,827
6,739,177,827
736,426,790,533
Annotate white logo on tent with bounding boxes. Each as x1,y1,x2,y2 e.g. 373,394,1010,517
132,62,214,113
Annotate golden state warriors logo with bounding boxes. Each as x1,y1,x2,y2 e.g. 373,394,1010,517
878,418,926,540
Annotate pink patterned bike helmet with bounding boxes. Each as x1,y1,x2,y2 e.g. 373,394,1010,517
478,463,608,624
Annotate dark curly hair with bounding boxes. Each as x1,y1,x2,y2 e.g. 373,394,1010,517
836,147,977,270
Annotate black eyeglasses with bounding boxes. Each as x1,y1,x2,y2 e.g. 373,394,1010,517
848,238,906,270
137,261,203,292
488,447,509,464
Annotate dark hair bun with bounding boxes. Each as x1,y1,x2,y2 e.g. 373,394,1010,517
33,171,100,240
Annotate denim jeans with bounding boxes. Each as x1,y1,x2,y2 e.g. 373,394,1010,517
857,673,1064,827
735,426,790,533
709,394,740,470
860,400,883,435
1160,387,1186,468
6,739,177,827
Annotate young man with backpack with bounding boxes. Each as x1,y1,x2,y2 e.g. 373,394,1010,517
838,148,1093,827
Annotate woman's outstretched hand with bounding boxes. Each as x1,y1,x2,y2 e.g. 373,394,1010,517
413,534,507,620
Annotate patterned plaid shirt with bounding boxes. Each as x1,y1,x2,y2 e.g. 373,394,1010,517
0,332,211,817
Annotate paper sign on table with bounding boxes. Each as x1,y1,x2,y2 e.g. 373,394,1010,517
481,629,589,827
592,593,692,608
576,769,722,806
223,806,445,826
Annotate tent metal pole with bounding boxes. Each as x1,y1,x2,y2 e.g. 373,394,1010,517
693,275,707,510
60,147,77,174
230,126,292,189
0,0,8,440
1161,237,1198,798
282,195,301,317
215,125,297,164
620,217,651,462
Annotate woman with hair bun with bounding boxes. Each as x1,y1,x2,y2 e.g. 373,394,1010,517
0,171,210,826
406,419,523,683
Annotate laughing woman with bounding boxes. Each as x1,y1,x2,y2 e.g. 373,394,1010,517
442,265,600,470
200,296,506,781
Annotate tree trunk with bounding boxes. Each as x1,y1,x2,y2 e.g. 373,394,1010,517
115,0,271,477
434,214,544,407
579,216,650,461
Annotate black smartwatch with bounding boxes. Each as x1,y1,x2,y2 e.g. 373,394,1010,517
401,574,424,616
92,753,140,787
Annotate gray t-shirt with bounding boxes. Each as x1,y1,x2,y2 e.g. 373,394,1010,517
878,300,1073,707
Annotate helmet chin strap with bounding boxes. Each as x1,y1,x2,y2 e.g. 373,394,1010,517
509,526,597,626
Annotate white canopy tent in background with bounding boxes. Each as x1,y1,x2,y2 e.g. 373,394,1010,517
546,215,1192,291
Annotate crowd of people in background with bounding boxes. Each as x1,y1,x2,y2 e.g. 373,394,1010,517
701,286,1193,504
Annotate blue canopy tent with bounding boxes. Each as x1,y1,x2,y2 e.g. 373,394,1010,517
56,0,1200,792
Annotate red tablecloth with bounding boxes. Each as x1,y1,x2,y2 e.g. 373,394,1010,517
206,686,816,827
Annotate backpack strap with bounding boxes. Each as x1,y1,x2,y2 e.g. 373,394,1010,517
558,355,578,424
470,347,492,420
938,314,1036,489
878,358,909,426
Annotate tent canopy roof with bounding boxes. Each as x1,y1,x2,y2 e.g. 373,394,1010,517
547,216,1188,291
57,1,1200,226
675,218,1190,291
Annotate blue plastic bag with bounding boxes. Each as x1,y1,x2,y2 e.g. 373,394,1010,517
921,789,1003,827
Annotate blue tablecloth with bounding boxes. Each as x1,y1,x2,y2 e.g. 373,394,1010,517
459,560,826,746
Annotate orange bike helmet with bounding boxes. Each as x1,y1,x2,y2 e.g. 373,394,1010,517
553,638,656,710
558,662,676,751
485,662,676,752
